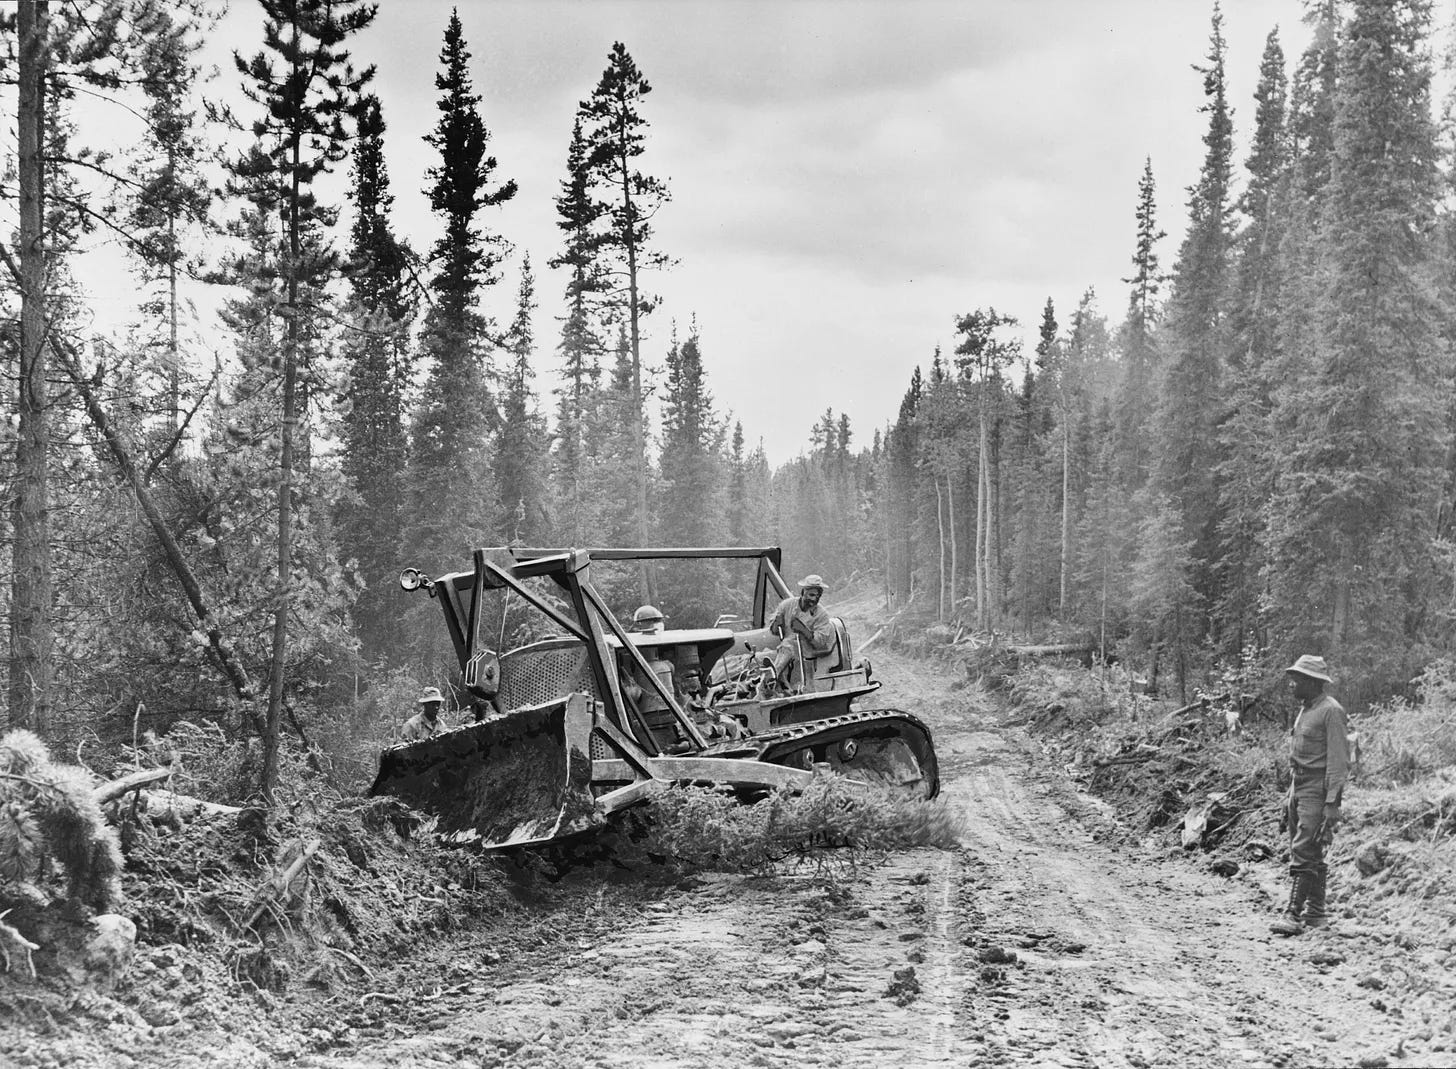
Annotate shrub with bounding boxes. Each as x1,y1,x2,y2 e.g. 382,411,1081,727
1,730,123,912
626,777,964,877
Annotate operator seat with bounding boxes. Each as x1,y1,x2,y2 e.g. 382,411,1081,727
799,618,849,693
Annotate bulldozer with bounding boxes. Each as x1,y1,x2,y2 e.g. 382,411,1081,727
370,547,938,850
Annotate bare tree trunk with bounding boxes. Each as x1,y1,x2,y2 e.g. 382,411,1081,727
9,0,51,734
1100,550,1109,664
881,466,893,609
1059,418,1070,616
934,476,946,622
263,62,303,806
167,200,180,432
988,423,1000,629
616,149,654,605
947,475,959,622
980,428,993,630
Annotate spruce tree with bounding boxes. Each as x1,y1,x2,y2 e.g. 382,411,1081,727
727,421,750,545
494,256,551,544
410,9,517,561
1267,0,1447,697
550,116,607,544
230,0,375,802
1156,2,1235,640
1117,158,1165,488
954,308,1019,628
1217,28,1290,658
579,42,672,588
657,326,728,618
124,0,214,435
658,327,724,547
341,93,412,661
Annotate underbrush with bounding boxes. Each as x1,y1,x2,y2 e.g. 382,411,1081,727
1002,658,1456,1039
616,777,965,879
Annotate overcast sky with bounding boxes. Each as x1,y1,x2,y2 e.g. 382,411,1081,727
89,0,1313,464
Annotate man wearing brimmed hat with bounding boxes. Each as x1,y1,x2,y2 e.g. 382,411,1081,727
402,686,447,742
1272,655,1350,936
767,574,834,695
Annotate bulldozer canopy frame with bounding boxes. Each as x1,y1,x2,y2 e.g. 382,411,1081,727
508,546,792,629
430,548,751,755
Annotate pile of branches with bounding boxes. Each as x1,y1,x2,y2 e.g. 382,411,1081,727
1005,667,1287,857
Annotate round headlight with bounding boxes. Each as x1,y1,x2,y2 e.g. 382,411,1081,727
399,568,423,591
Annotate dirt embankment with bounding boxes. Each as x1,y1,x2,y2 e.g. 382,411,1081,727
5,602,1455,1068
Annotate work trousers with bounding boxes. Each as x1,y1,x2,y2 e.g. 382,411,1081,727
1286,781,1327,877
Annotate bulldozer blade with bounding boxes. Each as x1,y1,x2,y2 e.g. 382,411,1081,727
369,693,604,849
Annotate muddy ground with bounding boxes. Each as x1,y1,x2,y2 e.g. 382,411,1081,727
5,612,1450,1068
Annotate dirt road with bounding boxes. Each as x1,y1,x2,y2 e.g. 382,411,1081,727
228,631,1422,1069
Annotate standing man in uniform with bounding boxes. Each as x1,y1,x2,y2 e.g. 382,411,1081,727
402,686,447,742
768,574,835,695
1272,655,1350,936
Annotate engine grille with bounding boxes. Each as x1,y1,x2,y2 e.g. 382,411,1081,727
497,640,601,710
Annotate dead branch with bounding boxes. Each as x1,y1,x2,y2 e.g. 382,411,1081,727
359,991,403,1005
93,766,172,806
0,909,39,978
244,838,323,931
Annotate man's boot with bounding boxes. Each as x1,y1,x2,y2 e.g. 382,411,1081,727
1271,872,1309,936
1302,865,1329,929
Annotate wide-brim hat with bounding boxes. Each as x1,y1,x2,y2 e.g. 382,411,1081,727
1284,655,1332,683
418,686,445,704
797,574,827,591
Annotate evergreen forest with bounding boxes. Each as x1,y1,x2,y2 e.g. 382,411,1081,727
1,0,1451,804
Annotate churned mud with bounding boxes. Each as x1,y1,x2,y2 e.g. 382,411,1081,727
6,609,1448,1068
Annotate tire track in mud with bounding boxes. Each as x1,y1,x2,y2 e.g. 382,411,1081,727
295,614,1431,1068
296,851,978,1069
894,635,1426,1069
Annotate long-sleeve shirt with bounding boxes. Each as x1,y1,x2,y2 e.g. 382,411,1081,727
401,711,442,742
768,596,834,656
1289,693,1350,804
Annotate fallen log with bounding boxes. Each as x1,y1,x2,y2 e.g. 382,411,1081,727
1007,643,1094,657
142,789,246,821
857,625,888,654
93,767,172,806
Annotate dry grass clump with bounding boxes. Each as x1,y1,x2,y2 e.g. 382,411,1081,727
1359,698,1456,788
628,776,964,877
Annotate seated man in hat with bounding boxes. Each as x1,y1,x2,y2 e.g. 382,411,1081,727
402,686,447,742
767,575,835,695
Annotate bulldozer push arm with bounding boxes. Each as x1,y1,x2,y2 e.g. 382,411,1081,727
373,547,937,849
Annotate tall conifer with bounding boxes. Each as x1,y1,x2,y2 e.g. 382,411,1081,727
495,256,551,544
342,93,412,660
410,9,517,559
579,42,671,592
1156,2,1235,634
230,0,375,801
1118,158,1165,488
1267,0,1447,696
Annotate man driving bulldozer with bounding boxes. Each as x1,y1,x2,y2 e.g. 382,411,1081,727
768,575,834,695
629,605,667,634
